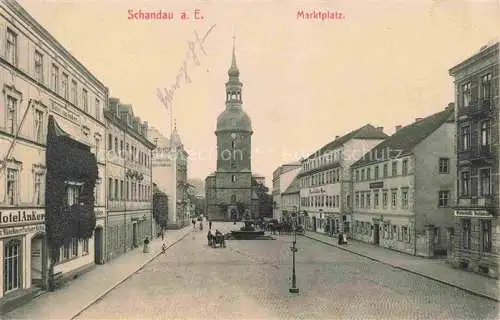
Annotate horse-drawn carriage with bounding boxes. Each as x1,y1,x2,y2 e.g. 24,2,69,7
208,231,226,248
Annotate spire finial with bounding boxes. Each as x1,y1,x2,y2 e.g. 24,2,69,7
228,30,239,76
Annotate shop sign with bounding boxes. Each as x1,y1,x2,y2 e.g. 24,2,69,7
0,209,45,226
310,187,326,194
0,223,45,237
50,101,80,125
454,210,492,218
95,207,105,218
369,181,384,189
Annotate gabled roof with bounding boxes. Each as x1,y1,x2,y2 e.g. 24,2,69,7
352,107,454,168
305,124,388,160
283,176,300,195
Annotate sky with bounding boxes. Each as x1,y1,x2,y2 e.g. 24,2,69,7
18,0,500,187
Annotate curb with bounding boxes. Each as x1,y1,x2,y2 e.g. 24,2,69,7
302,234,499,302
70,229,193,319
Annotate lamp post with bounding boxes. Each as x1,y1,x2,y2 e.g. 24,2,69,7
289,206,299,294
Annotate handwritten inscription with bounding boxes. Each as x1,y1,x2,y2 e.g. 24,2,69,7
157,24,216,111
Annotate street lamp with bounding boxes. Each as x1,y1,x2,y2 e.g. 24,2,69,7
289,206,299,294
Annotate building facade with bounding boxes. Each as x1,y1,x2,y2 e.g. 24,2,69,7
281,176,300,223
0,0,107,301
351,107,456,257
104,98,154,262
149,125,189,229
298,125,388,235
448,42,499,278
205,43,255,221
272,162,301,221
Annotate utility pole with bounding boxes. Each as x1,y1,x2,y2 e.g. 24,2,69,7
289,206,299,294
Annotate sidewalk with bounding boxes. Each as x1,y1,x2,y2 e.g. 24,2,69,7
3,227,193,320
303,231,500,302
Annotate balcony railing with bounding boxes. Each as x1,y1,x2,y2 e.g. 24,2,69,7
458,99,492,118
458,196,493,207
458,145,495,161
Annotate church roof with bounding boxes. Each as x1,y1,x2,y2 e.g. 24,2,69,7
283,176,300,195
216,106,252,133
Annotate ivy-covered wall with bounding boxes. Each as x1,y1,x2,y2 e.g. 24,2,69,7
45,115,98,263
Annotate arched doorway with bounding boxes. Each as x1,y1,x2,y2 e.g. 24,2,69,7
94,228,103,264
3,238,22,294
30,234,45,287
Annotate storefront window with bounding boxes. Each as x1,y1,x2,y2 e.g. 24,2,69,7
482,220,491,252
462,219,471,250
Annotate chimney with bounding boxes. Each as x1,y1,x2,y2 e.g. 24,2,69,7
335,135,340,140
395,125,402,132
376,126,384,132
415,118,423,123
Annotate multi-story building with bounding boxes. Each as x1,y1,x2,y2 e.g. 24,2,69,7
351,107,456,257
272,162,301,221
281,176,301,223
104,98,154,261
298,125,387,235
149,125,189,229
448,42,499,278
0,0,107,304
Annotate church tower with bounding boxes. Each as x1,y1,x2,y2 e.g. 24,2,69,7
206,39,253,221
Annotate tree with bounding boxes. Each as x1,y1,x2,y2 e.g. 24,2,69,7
252,178,273,218
152,183,168,229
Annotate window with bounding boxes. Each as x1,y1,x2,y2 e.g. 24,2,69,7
402,160,408,175
4,239,21,292
355,192,359,208
82,238,89,255
461,126,470,151
94,137,100,158
360,193,365,208
51,64,59,93
71,80,78,105
108,178,113,199
62,243,70,260
231,140,236,149
71,237,78,257
67,184,80,206
346,195,350,208
126,180,129,200
95,99,101,120
82,89,88,112
120,180,124,200
6,96,17,134
34,109,43,143
383,164,388,177
481,73,492,100
382,190,388,208
439,158,449,174
462,82,471,106
114,179,118,199
391,189,397,208
438,191,449,207
374,191,379,208
366,193,371,208
232,175,237,183
462,219,471,250
402,226,408,242
34,172,43,205
120,140,124,157
114,137,118,153
366,168,371,180
6,29,17,65
6,169,18,205
480,121,490,147
361,169,365,181
460,171,470,196
374,166,379,179
391,162,397,176
482,220,492,252
231,194,236,202
480,168,491,196
355,170,359,181
62,73,69,99
401,189,408,209
34,51,44,82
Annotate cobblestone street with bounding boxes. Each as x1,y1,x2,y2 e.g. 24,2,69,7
75,223,498,319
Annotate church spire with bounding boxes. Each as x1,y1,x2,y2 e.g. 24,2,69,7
228,36,239,77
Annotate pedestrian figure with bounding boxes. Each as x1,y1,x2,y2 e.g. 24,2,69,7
162,242,166,254
192,219,196,230
143,237,150,253
209,220,212,230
